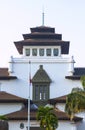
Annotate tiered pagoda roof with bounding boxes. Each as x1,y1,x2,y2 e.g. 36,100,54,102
14,26,70,54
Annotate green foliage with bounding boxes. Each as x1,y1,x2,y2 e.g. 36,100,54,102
37,106,58,130
80,75,85,90
65,91,85,120
71,87,83,93
65,76,85,120
0,115,7,120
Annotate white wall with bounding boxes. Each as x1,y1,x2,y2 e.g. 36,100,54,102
56,103,65,112
58,121,77,130
1,56,82,99
8,121,27,130
0,103,23,115
75,112,85,130
8,120,79,130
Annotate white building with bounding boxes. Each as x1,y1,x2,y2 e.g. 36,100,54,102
0,25,85,130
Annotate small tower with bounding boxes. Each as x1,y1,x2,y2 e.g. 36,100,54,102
8,56,13,74
13,24,70,98
68,56,75,76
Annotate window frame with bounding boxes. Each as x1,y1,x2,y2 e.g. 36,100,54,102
39,48,44,56
46,48,51,56
25,48,30,56
32,48,37,56
53,48,59,56
33,83,49,101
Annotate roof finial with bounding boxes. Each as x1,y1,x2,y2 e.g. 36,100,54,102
42,6,45,26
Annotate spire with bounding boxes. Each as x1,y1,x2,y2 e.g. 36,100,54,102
42,7,45,26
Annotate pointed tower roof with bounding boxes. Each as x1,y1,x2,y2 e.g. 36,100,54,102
32,65,51,83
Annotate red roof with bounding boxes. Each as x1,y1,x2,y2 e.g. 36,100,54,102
6,107,37,120
0,68,17,80
48,95,67,104
0,91,27,103
5,107,83,122
0,68,9,76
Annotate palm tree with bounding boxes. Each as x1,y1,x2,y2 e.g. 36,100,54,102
71,87,83,93
36,106,58,130
80,75,85,91
65,91,85,120
65,75,85,121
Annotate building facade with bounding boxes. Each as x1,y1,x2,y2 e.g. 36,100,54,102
0,25,85,130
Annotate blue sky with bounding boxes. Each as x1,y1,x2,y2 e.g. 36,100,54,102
0,0,85,67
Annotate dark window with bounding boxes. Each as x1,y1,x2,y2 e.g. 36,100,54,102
39,49,44,56
33,84,49,100
53,48,59,56
32,48,37,56
46,49,51,56
26,49,30,56
35,85,39,100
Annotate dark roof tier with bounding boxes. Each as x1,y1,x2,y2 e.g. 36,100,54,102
14,39,69,54
14,26,70,54
74,68,85,76
65,68,85,80
23,33,62,40
23,26,62,40
30,26,55,33
0,76,17,80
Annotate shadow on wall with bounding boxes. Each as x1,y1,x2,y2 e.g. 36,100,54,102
0,120,8,130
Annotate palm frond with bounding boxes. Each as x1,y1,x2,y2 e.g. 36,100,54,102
65,92,85,120
36,106,58,130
